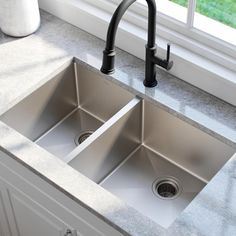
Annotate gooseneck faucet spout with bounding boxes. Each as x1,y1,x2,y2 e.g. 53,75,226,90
100,0,173,87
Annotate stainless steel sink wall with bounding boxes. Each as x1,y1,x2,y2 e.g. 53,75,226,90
1,64,77,141
0,62,134,142
143,102,235,182
75,63,135,122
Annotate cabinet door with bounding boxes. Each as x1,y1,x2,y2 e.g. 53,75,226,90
0,168,77,236
7,186,69,236
0,184,12,236
2,178,104,236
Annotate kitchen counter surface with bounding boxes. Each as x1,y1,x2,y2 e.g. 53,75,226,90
0,11,235,236
0,31,17,45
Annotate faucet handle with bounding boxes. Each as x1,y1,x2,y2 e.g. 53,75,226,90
165,43,173,70
148,43,174,72
166,44,171,62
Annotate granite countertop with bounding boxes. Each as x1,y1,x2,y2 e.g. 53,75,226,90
0,11,236,236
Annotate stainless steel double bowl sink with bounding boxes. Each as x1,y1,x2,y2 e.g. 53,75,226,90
1,61,234,228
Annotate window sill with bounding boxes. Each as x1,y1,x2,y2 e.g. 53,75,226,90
38,0,236,106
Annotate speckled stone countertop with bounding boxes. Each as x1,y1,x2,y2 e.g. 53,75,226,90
0,11,236,236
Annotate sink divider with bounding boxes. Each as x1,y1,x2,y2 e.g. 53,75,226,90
66,97,142,183
65,97,141,161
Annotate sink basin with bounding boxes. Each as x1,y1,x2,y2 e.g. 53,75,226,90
0,61,134,160
1,61,235,229
68,99,235,228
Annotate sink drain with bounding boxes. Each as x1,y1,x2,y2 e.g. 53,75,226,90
75,131,94,145
152,177,182,200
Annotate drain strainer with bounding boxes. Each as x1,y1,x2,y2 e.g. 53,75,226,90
75,131,94,145
152,177,182,200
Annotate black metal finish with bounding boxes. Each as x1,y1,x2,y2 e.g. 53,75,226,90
100,0,173,87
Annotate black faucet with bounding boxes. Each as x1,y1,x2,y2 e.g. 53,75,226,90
100,0,173,87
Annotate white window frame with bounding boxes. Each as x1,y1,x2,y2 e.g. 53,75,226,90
38,0,236,106
86,0,236,70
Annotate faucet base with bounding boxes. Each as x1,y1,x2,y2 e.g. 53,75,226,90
100,67,115,75
143,79,157,88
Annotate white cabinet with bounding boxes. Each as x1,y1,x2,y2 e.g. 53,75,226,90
0,151,122,236
0,171,75,236
5,186,69,236
0,178,70,236
0,183,12,236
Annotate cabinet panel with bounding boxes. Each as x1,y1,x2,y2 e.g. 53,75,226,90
0,179,20,236
0,189,11,236
8,188,66,236
0,168,99,236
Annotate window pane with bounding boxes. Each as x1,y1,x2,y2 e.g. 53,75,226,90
196,0,236,29
155,0,188,22
169,0,188,8
137,0,187,22
194,0,236,45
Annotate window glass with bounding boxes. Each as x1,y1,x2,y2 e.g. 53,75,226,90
137,0,187,22
137,0,236,45
195,0,236,29
194,0,236,45
169,0,188,8
155,0,188,22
